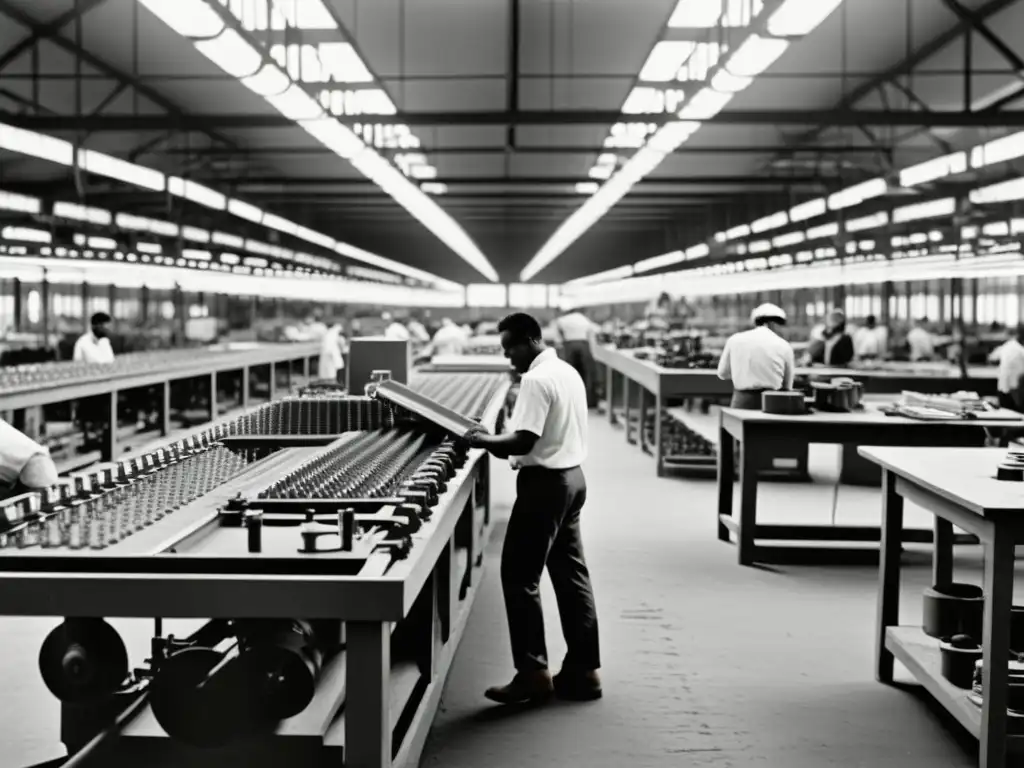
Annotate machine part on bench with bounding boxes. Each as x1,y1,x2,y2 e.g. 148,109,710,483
39,619,129,703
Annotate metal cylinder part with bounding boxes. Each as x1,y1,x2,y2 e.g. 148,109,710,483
39,618,129,703
238,619,325,722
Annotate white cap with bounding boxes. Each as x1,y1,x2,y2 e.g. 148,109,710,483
751,303,786,324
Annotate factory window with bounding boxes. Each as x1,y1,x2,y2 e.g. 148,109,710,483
26,289,40,325
1007,293,1020,325
161,301,175,321
90,296,110,315
926,295,940,321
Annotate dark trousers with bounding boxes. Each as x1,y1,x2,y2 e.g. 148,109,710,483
502,466,600,672
563,341,597,407
730,389,768,410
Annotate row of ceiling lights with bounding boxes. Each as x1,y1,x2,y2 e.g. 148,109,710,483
137,0,495,281
520,0,846,282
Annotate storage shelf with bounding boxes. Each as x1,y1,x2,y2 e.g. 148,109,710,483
886,626,1024,743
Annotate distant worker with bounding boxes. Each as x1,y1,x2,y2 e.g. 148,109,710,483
73,312,115,364
406,314,431,343
431,318,467,356
853,315,888,361
0,419,58,498
717,303,795,409
382,312,411,341
306,312,328,339
993,324,1024,411
817,309,855,367
555,306,599,409
318,319,347,383
907,318,935,361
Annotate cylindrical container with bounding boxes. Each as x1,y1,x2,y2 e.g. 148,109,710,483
923,583,984,640
940,635,982,689
996,463,1024,482
246,511,263,554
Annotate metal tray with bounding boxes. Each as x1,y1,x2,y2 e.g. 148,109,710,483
373,380,479,439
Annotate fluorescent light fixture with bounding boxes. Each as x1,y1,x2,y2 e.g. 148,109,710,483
789,198,826,222
575,182,599,194
971,131,1024,168
726,36,790,77
136,0,225,37
892,197,956,223
899,151,967,187
845,212,889,231
137,242,161,254
668,0,723,27
773,231,805,248
970,176,1024,204
295,226,335,249
228,198,264,224
725,224,751,240
0,123,73,165
212,232,244,248
634,250,685,273
194,29,262,78
149,219,179,237
982,221,1010,237
87,236,116,250
52,201,111,225
647,121,700,152
751,211,788,233
334,241,461,290
710,70,753,93
182,226,211,243
0,189,41,214
589,165,614,180
421,182,448,195
678,88,732,120
263,213,299,236
220,252,240,265
639,41,696,82
270,0,335,30
806,222,840,239
299,118,364,159
240,64,290,97
183,249,212,261
410,165,438,180
828,177,887,210
168,177,226,210
243,256,268,268
566,265,635,286
266,84,324,121
749,240,771,254
686,243,710,259
78,149,165,191
767,0,844,36
2,226,50,243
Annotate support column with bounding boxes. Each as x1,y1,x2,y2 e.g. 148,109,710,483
345,622,391,768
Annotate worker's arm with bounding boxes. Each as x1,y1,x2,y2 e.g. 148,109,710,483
716,340,732,381
72,337,85,363
467,377,549,459
466,429,539,459
20,454,58,488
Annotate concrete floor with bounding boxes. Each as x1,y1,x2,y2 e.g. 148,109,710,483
3,414,1015,766
420,415,1007,768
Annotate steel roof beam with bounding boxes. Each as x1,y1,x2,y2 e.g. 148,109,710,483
940,0,1024,73
0,0,109,73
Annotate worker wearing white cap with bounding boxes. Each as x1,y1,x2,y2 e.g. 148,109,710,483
717,303,795,409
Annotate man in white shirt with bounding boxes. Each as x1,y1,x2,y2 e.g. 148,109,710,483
717,303,795,409
430,318,467,356
991,324,1024,411
406,315,430,344
381,312,411,341
73,312,115,364
853,315,888,361
1,419,58,499
906,318,935,361
466,312,601,706
555,307,598,408
317,320,347,383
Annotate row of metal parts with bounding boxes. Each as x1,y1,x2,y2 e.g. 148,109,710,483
407,372,507,420
225,395,394,436
39,617,341,748
0,441,250,551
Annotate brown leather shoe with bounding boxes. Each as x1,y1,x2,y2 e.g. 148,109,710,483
484,670,554,705
554,669,602,701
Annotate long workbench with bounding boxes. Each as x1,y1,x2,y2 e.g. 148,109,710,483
717,405,1023,566
0,343,320,464
862,446,1024,768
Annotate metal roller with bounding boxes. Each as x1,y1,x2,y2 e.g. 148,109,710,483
237,619,325,722
39,618,129,703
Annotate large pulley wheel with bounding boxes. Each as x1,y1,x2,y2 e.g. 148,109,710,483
149,647,247,748
39,619,129,703
242,642,319,722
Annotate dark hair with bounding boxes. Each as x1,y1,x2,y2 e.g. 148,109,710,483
497,312,542,343
90,312,112,325
754,316,786,327
865,315,877,327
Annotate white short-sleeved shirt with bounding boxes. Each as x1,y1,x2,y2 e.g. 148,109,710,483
384,322,411,341
73,332,115,364
998,338,1024,394
717,326,795,391
0,419,49,487
556,312,595,343
508,348,588,470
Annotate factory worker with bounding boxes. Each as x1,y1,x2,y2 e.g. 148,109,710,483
465,312,601,706
0,419,58,497
406,315,431,343
818,309,855,367
317,320,347,383
382,312,411,341
73,312,115,364
853,315,888,361
906,317,935,361
431,318,467,356
992,324,1024,411
717,303,795,409
555,305,599,409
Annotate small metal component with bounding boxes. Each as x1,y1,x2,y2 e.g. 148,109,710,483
246,510,263,554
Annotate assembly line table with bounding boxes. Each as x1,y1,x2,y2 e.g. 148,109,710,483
860,447,1024,768
716,405,1024,565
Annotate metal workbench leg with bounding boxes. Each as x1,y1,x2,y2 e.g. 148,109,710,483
979,532,1014,768
209,372,217,421
736,429,758,566
623,378,633,443
654,392,664,477
639,387,648,452
716,423,734,542
101,390,118,462
875,470,904,684
932,516,954,588
346,621,391,768
241,366,250,410
303,356,310,380
160,381,171,437
607,368,616,425
268,363,277,401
